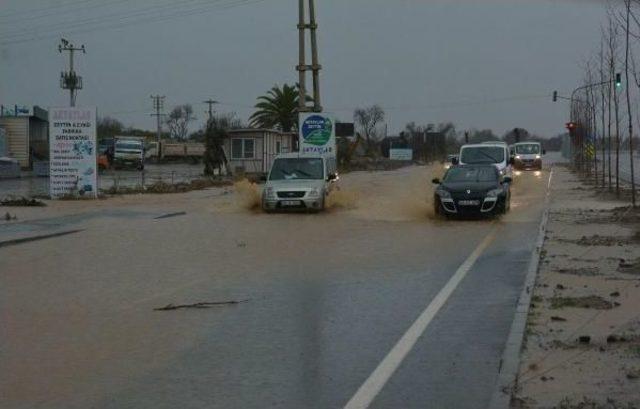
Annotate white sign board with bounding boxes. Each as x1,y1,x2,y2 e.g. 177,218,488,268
298,112,336,157
389,148,413,161
49,107,97,198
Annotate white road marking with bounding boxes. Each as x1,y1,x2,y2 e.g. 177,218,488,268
343,228,498,409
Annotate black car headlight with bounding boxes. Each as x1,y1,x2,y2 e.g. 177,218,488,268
437,189,451,199
486,188,502,198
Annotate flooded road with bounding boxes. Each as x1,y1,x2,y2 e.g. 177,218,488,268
0,162,552,409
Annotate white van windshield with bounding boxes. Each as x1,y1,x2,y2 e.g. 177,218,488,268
515,144,541,154
460,146,505,164
116,142,142,151
269,158,324,181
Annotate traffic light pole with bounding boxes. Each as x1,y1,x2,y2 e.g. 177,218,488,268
569,75,620,122
554,75,620,174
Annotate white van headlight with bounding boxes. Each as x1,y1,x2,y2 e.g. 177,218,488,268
308,188,321,198
535,154,541,159
265,187,276,199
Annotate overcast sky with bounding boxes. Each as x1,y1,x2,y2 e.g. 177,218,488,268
0,0,609,137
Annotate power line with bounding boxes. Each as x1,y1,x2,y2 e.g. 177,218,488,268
0,0,266,46
0,0,128,25
0,0,233,40
0,0,102,20
325,94,552,113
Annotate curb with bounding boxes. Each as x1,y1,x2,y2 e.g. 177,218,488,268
0,229,84,248
488,168,554,409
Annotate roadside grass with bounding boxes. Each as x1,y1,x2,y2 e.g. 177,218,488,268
627,367,640,380
557,397,637,409
549,295,614,310
3,212,17,221
103,178,233,195
0,197,46,207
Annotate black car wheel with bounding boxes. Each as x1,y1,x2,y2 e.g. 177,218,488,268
495,197,507,215
434,198,443,217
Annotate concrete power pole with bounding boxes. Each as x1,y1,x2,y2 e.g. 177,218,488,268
204,99,218,123
150,95,165,144
58,38,85,107
297,0,322,112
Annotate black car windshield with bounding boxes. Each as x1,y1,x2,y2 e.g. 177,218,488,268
269,158,324,181
444,167,498,183
515,144,541,154
460,146,505,164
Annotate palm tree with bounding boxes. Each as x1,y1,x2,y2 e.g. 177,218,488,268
249,83,302,132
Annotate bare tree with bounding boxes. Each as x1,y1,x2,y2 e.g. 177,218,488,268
166,104,195,140
606,6,623,194
600,38,607,187
203,113,242,176
604,15,619,191
584,61,599,181
353,104,385,155
624,0,637,206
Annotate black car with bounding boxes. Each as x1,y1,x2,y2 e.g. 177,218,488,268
432,164,511,217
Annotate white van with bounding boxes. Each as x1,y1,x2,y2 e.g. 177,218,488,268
456,143,512,177
513,142,544,170
261,153,338,212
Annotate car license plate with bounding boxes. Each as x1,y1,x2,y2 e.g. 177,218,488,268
281,200,301,206
458,200,480,206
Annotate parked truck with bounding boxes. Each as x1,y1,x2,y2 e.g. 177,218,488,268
113,136,145,170
145,141,205,162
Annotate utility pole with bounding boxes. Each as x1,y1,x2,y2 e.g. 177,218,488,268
58,38,85,107
150,95,165,144
297,0,322,112
204,99,218,123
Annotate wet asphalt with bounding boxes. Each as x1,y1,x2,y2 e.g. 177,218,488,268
0,168,550,409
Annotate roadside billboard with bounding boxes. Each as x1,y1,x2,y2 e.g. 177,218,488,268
389,148,413,161
298,112,336,157
49,107,97,198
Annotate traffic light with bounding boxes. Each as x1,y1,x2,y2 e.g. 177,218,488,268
553,91,558,102
616,73,622,88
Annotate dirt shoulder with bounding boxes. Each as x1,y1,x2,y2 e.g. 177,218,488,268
513,165,640,409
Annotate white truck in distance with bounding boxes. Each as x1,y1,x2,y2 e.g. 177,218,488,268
113,136,145,170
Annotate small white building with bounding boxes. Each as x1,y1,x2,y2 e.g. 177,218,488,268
224,128,296,174
0,105,49,169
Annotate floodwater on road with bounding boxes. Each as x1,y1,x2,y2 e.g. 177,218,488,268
0,161,554,409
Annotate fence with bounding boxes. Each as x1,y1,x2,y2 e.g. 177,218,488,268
99,168,213,192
